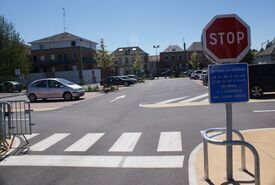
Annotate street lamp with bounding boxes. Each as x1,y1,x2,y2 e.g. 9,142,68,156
153,45,159,62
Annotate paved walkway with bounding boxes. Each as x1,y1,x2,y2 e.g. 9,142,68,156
192,128,275,185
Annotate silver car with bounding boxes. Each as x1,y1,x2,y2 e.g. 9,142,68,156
27,78,85,102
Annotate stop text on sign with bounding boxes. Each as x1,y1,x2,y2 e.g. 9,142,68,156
209,32,244,45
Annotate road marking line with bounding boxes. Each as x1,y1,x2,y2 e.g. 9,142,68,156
65,133,105,152
155,96,189,104
157,132,182,152
110,95,126,102
109,132,141,152
122,156,184,168
30,133,70,151
0,155,184,168
179,93,208,103
253,110,275,113
22,133,39,140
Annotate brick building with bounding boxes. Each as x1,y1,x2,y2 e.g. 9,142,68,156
159,45,189,73
29,32,98,75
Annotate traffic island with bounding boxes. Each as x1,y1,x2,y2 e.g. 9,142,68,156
193,128,275,185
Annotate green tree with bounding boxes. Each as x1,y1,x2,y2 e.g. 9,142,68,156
0,15,31,82
241,49,257,64
189,52,199,69
132,54,142,75
96,38,114,83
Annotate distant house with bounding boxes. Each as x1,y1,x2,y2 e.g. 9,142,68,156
255,44,275,64
28,32,100,84
187,42,211,69
112,47,149,75
159,45,188,72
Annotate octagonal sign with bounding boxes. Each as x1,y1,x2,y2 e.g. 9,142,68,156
202,14,251,63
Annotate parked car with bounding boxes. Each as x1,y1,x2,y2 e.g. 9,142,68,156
249,64,275,98
100,76,137,87
184,69,194,77
120,75,137,83
161,70,173,78
27,78,85,102
0,81,22,93
200,70,208,81
190,70,203,80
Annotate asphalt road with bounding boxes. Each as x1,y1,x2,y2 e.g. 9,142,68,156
1,78,275,185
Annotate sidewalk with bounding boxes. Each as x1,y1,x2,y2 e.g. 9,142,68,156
193,128,275,185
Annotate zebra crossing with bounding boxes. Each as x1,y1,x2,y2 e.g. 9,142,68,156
139,93,210,108
22,131,183,153
0,131,185,168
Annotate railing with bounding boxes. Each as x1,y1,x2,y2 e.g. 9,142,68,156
201,128,260,185
0,100,33,159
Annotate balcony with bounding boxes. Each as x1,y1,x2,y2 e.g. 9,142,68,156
33,58,96,66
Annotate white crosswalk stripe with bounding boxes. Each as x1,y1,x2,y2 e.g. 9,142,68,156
155,96,189,104
157,132,182,152
21,133,39,140
108,132,142,152
65,133,104,152
30,133,70,151
0,155,185,168
178,93,208,103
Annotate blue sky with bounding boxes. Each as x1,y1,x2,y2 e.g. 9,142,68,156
1,0,274,55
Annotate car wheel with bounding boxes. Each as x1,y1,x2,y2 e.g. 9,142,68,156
250,85,264,98
28,94,37,102
124,82,129,86
63,92,72,101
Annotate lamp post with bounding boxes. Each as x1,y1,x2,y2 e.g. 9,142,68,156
79,39,83,85
153,45,159,62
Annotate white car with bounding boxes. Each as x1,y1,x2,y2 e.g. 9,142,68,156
190,70,203,80
27,78,85,102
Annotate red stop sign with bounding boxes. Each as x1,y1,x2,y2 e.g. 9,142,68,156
202,14,250,63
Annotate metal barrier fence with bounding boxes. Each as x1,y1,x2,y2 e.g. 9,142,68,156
0,100,33,153
0,102,11,151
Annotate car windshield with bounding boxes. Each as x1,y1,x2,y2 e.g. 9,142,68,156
120,76,130,79
58,79,75,85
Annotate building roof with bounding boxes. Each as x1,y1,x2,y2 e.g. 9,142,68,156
187,42,203,51
162,45,184,52
256,44,275,57
112,46,148,56
29,32,97,44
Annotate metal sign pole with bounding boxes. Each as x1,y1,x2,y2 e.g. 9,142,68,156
225,103,233,180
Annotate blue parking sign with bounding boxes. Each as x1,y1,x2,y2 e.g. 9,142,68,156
209,63,249,103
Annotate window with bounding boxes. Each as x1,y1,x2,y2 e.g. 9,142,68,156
39,44,44,49
132,48,136,51
31,80,47,88
64,53,68,61
50,54,55,61
172,56,175,61
48,80,63,88
172,48,176,51
165,55,169,61
40,55,45,61
71,41,76,47
58,54,63,61
33,56,37,62
179,55,182,60
125,57,129,65
119,48,123,52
